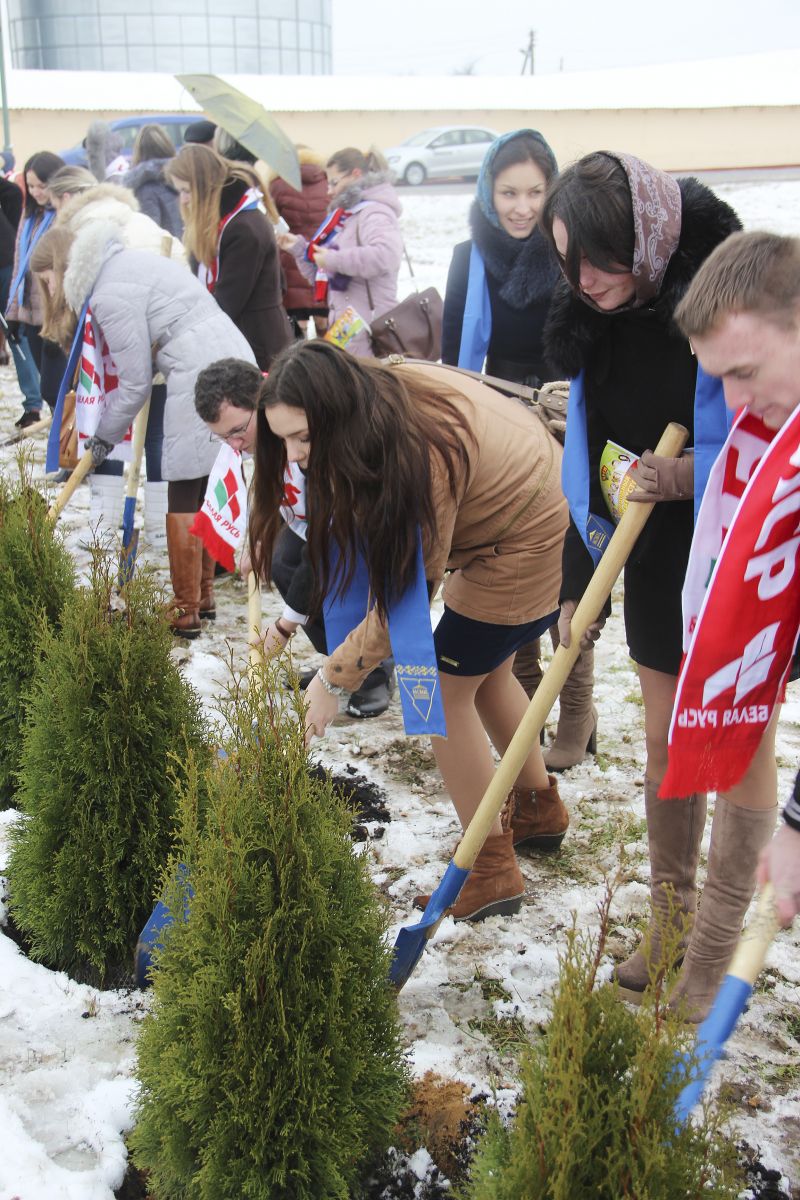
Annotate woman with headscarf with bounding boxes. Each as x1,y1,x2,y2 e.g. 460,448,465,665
539,152,777,1022
443,128,597,776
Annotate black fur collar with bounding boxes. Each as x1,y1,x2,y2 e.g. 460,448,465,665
469,200,559,309
544,177,742,378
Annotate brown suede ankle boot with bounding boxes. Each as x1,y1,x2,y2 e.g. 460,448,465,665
509,774,569,851
166,513,202,639
668,797,777,1023
543,633,597,772
613,782,706,1002
199,549,216,620
414,830,524,922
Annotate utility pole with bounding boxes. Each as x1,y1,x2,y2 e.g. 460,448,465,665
0,0,11,154
520,28,535,76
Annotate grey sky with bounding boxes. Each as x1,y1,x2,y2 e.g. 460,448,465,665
331,0,800,75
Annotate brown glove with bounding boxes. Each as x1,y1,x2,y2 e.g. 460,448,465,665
628,450,694,503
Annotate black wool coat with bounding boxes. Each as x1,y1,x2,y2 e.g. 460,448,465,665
544,177,741,667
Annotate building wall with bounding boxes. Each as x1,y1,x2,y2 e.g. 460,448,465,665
8,104,799,176
7,0,332,74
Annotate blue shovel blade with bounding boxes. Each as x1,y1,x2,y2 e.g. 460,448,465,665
118,496,138,585
674,973,753,1124
389,860,470,990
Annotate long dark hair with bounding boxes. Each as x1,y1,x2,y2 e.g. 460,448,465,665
249,342,474,618
539,151,634,291
23,151,65,218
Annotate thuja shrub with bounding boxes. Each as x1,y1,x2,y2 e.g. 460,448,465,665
130,663,409,1199
466,889,738,1200
0,459,75,802
6,551,211,986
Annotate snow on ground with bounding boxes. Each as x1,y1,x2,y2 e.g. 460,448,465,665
1,179,800,1199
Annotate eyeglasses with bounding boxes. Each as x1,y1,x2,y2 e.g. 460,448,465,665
212,411,253,444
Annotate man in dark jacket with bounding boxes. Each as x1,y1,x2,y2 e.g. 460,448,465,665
0,166,44,426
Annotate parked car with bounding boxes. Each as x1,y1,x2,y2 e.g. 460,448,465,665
60,114,198,167
383,126,499,186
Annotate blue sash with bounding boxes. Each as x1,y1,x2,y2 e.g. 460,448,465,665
46,301,89,473
456,243,493,370
692,365,731,522
8,210,55,310
563,366,730,566
323,532,446,737
561,370,614,566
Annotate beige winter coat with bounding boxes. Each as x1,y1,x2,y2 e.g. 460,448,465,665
325,362,568,690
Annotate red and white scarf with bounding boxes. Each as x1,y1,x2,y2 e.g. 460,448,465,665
75,307,132,462
305,206,349,303
198,186,262,293
660,405,800,797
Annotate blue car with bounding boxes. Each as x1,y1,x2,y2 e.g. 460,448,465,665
60,114,200,167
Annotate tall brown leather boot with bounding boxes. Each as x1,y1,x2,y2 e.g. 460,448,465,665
199,549,216,620
166,513,202,639
543,625,597,771
613,781,706,1001
512,638,543,698
509,774,569,850
669,797,777,1023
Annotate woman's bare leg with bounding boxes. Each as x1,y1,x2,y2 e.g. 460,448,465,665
636,664,679,784
475,655,551,790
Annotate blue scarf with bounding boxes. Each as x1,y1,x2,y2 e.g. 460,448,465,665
8,209,55,310
562,364,729,564
46,301,89,474
457,243,493,370
323,532,446,737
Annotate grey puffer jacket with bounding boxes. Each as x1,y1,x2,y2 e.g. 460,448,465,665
63,220,254,481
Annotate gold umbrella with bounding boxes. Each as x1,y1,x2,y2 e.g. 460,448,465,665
176,74,301,191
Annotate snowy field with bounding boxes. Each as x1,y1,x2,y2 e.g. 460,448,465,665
1,178,800,1199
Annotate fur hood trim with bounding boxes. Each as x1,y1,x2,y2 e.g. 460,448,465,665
334,171,399,214
58,183,140,231
544,176,742,378
122,159,175,190
63,219,125,313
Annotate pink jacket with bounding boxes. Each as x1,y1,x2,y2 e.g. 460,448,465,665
289,175,403,357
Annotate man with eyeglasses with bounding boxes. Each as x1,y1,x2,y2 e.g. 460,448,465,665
194,357,396,719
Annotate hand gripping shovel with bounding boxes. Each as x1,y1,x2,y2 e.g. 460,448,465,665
47,448,95,524
674,884,778,1124
118,398,151,584
389,421,689,991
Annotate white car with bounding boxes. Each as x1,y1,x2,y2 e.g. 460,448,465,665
383,125,499,187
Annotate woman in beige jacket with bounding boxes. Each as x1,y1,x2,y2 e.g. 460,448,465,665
249,340,569,922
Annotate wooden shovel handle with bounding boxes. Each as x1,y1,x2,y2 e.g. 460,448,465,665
47,449,95,523
247,570,263,672
455,421,689,870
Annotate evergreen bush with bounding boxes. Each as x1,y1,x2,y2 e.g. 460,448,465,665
465,887,738,1200
6,551,211,986
0,458,75,802
130,663,409,1199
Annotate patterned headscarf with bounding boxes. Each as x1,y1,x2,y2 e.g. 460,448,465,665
606,151,682,306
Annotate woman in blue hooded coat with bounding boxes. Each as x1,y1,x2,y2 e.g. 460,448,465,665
442,129,598,778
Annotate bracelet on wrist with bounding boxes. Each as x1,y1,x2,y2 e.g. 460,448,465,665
317,667,345,697
274,618,295,640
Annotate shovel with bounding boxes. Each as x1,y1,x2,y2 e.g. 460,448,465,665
47,449,95,523
389,420,689,991
2,412,52,448
118,398,151,584
674,883,778,1124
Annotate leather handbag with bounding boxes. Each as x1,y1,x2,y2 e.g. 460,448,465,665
369,286,443,361
357,224,443,361
59,388,80,469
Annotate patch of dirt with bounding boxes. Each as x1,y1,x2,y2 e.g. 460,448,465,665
114,1163,152,1199
739,1141,796,1200
310,761,391,841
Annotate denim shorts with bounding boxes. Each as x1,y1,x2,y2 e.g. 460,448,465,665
434,606,559,677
